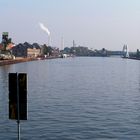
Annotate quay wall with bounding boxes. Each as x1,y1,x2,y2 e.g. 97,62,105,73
0,56,61,66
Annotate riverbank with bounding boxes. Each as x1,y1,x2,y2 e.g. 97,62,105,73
0,56,61,66
0,57,36,66
122,57,140,60
128,57,140,60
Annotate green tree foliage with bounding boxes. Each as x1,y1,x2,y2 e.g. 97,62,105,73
42,44,53,55
63,46,109,56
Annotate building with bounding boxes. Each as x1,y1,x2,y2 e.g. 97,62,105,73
12,42,41,57
27,48,41,57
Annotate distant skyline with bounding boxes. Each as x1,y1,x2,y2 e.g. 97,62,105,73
1,0,140,51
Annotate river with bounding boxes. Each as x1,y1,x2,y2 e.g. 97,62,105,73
0,57,140,140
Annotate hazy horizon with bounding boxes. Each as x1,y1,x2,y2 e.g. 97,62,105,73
1,0,140,51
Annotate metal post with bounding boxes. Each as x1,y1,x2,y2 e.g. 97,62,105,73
17,120,20,140
17,73,20,140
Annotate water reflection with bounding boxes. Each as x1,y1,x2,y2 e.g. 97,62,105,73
0,65,11,125
139,62,140,92
0,65,11,80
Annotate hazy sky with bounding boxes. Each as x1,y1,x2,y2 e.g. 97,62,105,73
1,0,140,51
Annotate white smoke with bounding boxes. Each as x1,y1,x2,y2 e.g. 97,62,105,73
39,22,50,36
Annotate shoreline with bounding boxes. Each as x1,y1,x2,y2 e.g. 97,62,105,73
128,57,140,60
0,58,37,66
122,57,140,60
0,56,61,66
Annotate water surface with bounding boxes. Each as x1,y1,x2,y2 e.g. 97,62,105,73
0,57,140,140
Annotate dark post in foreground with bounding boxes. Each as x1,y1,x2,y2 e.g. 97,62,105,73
9,73,27,140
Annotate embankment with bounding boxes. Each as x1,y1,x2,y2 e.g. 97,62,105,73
0,57,37,66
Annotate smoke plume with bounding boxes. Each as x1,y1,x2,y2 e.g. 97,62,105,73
39,22,50,36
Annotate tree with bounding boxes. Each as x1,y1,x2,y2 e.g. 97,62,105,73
42,44,53,56
136,49,140,58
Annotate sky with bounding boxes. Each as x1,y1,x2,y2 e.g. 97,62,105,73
0,0,140,51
